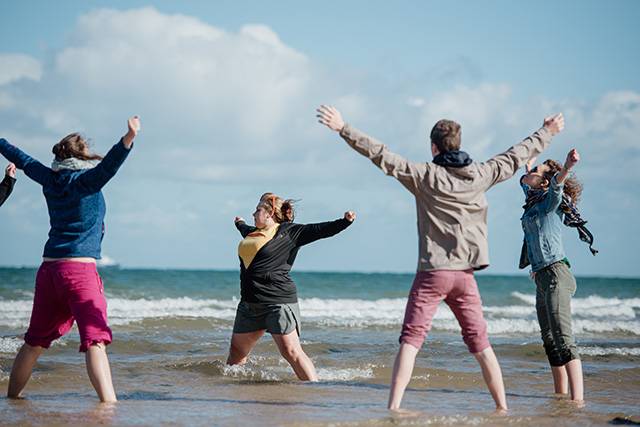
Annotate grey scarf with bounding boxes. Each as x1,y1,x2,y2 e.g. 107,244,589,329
51,157,99,171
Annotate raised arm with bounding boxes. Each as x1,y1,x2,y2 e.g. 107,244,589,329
0,164,16,207
293,211,355,247
76,116,139,194
0,139,53,186
317,105,425,194
556,148,579,185
479,113,564,189
540,149,579,214
234,217,257,238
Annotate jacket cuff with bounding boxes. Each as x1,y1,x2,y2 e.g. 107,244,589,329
537,126,552,141
118,137,134,151
550,174,564,190
339,123,356,140
338,217,353,228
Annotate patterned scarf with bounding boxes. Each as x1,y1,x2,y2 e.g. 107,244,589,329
519,189,598,269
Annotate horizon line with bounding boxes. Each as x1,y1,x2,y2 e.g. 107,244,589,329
0,265,637,280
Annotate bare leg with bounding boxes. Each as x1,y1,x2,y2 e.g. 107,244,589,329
85,343,116,403
388,342,419,410
227,330,265,365
551,365,569,394
565,359,584,401
7,344,44,398
272,331,318,381
473,347,508,411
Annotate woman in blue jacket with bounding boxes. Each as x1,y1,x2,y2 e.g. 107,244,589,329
0,116,140,402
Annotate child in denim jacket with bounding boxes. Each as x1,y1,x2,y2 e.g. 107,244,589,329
519,148,588,402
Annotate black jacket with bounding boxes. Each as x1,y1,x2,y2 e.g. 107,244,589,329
0,174,15,207
235,218,352,303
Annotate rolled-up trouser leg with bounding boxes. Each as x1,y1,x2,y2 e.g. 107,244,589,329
535,262,580,367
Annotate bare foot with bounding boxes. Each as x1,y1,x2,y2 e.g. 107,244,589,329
6,394,26,400
389,407,422,418
494,406,508,415
569,399,586,409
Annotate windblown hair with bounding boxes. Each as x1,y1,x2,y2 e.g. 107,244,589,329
52,133,103,161
259,192,295,223
542,159,583,205
430,119,462,153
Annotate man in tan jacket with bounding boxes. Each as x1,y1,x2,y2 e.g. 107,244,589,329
317,105,564,411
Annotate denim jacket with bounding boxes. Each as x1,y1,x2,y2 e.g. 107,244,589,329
0,138,131,259
521,175,566,272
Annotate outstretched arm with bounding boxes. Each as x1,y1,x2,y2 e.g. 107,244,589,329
480,113,564,188
76,116,139,194
235,217,257,238
0,139,53,186
316,105,425,194
294,211,355,247
540,149,580,214
0,164,16,207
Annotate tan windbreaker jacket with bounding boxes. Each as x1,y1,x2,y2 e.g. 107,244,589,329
339,124,553,271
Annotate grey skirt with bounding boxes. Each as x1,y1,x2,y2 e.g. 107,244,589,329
232,301,301,336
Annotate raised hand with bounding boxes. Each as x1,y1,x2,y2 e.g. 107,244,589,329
128,116,141,136
123,115,141,149
564,148,580,170
525,156,537,173
234,216,245,223
557,148,579,184
344,211,356,222
316,105,345,132
543,113,564,136
5,163,16,178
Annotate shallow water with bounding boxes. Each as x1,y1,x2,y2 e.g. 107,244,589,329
0,268,639,425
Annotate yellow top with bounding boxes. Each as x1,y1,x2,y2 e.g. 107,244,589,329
238,224,280,268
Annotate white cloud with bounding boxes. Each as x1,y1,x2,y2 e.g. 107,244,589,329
417,83,513,157
407,97,425,108
0,7,638,276
51,7,310,143
0,54,42,86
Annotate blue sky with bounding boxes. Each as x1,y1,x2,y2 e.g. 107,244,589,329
0,1,639,276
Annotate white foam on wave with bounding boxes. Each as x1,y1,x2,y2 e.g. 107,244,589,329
222,363,281,381
0,294,638,335
512,292,639,319
0,300,36,328
107,297,238,325
316,366,374,381
579,346,640,357
301,297,406,326
0,337,23,354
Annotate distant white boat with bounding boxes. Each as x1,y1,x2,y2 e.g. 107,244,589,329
97,255,120,269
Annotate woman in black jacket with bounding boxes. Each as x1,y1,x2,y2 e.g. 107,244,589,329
0,163,16,207
228,192,355,381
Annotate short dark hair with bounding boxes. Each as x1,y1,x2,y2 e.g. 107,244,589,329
430,119,461,153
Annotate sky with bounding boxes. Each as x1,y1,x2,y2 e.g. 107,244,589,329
0,1,639,276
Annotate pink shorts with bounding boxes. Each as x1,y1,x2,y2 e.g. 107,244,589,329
400,269,490,353
24,261,112,352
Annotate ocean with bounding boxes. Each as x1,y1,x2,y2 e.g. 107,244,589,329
0,268,638,426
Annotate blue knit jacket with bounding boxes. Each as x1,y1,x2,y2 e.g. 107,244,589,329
0,138,131,259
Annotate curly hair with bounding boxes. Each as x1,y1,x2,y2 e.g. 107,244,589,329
259,192,295,223
541,159,583,205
